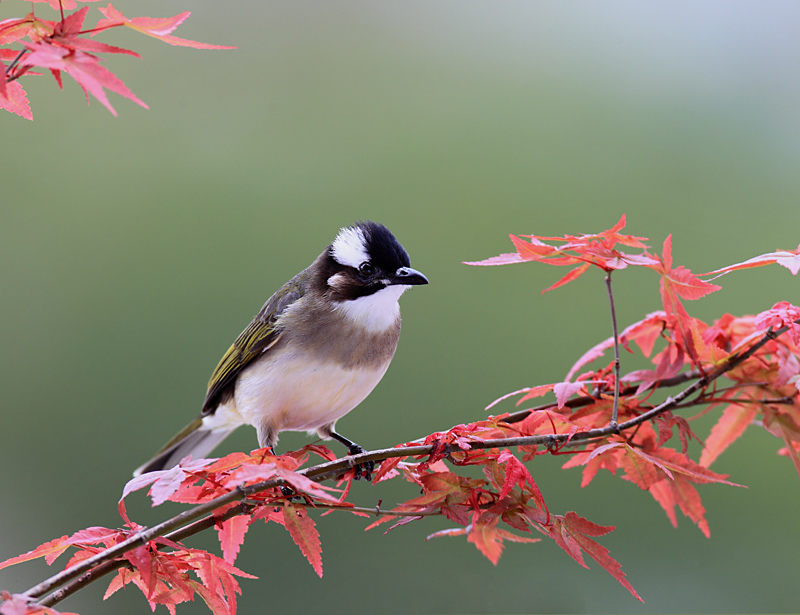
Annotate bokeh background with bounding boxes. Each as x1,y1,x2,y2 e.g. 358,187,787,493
2,1,799,613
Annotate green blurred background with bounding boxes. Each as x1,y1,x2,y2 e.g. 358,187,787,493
2,1,799,613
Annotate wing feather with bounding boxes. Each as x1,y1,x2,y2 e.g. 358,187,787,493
202,272,307,413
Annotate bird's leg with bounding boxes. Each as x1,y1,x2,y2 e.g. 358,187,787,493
256,430,295,497
328,430,374,481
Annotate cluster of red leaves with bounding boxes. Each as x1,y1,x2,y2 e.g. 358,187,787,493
368,441,641,602
467,215,800,526
3,216,799,615
0,0,233,119
0,447,346,615
0,501,255,615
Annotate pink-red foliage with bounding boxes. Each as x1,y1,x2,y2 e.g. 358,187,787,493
0,1,234,119
3,217,800,615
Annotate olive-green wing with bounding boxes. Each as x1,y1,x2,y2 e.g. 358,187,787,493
202,273,306,413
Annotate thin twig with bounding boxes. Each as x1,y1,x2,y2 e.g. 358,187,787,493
501,370,702,424
605,271,621,428
4,49,26,77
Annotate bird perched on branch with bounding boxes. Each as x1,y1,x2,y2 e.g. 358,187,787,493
134,221,428,478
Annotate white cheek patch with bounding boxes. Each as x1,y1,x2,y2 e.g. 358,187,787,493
331,226,369,269
327,272,347,289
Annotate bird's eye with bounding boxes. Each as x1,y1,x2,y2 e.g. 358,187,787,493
358,262,375,276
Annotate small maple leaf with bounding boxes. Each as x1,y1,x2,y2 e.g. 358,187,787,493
564,444,621,487
94,5,236,50
486,384,554,410
754,301,800,346
50,7,140,57
548,512,642,602
618,311,669,357
216,515,250,565
0,536,70,570
700,404,757,467
648,476,711,538
120,455,214,506
21,40,148,116
0,81,33,120
0,16,38,46
462,252,525,266
553,381,587,408
282,503,323,577
467,512,504,565
703,245,800,278
541,263,591,293
465,216,658,295
650,236,721,367
621,343,685,395
564,335,616,381
274,467,344,504
496,450,546,513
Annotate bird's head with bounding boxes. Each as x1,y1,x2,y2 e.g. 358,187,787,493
320,221,428,330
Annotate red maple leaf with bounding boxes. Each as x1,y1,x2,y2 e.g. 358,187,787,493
0,536,70,570
120,455,214,506
553,381,588,409
648,476,711,537
282,503,323,577
274,467,344,504
619,311,669,357
754,301,800,346
216,515,250,565
21,40,147,115
467,512,504,565
0,80,33,120
540,263,591,293
649,236,721,367
621,343,685,396
0,15,41,46
703,244,800,278
94,5,236,50
465,216,659,295
496,450,546,513
563,442,621,487
547,512,642,602
564,335,616,381
49,6,139,57
700,404,757,467
462,252,525,266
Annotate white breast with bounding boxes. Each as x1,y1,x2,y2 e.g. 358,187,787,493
204,346,392,447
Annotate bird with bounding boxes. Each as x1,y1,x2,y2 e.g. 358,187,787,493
134,221,428,478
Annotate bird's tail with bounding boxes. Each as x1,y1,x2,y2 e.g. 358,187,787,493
133,417,235,477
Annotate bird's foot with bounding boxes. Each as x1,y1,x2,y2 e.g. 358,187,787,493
346,444,374,481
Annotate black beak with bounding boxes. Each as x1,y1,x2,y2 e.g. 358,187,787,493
391,266,429,286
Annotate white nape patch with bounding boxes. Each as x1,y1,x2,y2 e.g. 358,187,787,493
331,226,369,269
335,284,407,332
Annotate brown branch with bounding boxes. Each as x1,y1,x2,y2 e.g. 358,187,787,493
27,321,793,609
39,499,439,606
